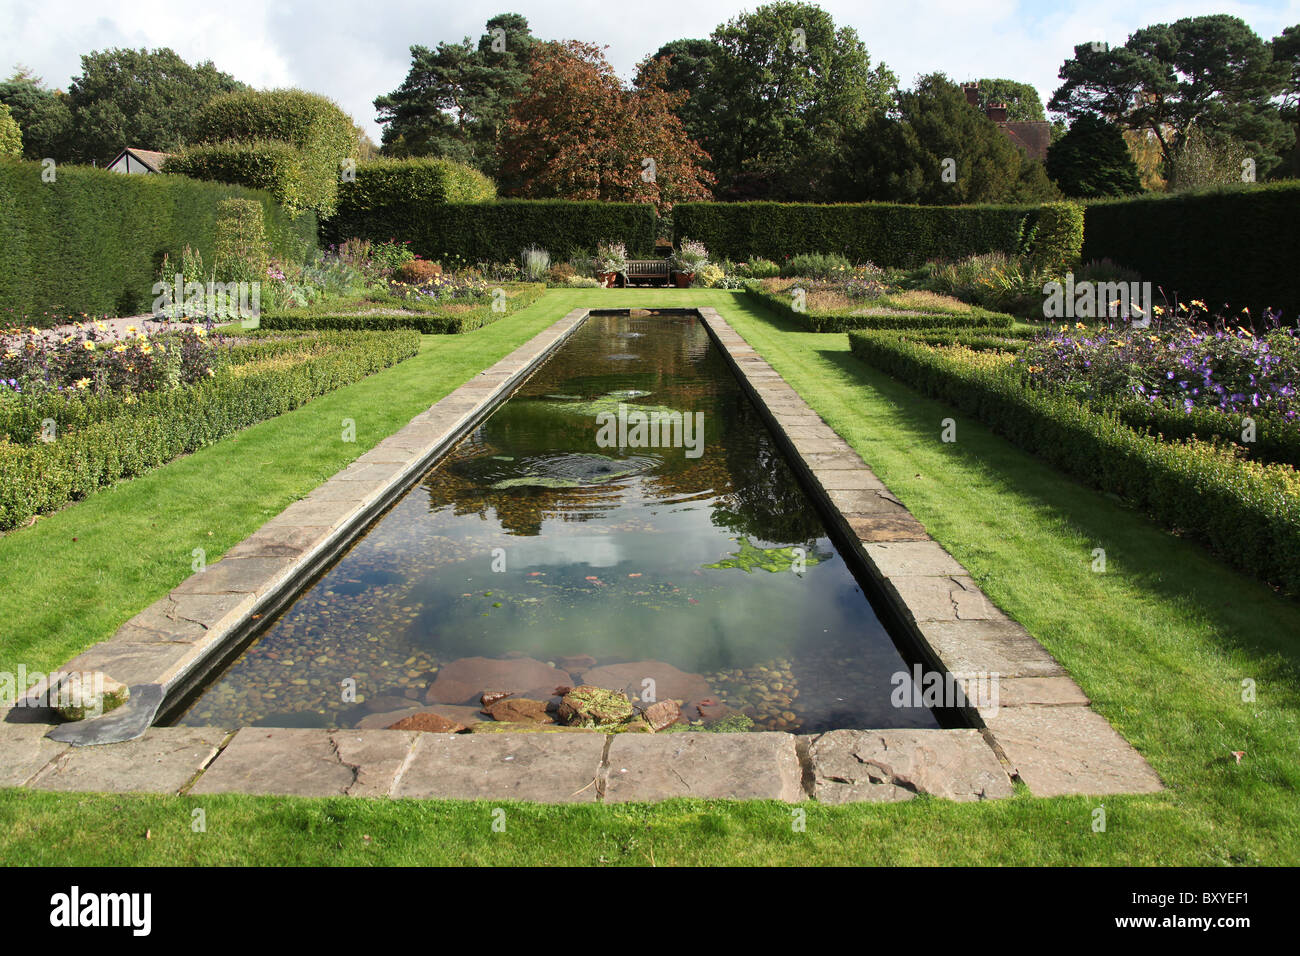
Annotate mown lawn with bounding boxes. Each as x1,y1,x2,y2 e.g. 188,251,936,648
2,288,1297,865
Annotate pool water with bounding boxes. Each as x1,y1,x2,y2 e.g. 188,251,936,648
176,313,939,733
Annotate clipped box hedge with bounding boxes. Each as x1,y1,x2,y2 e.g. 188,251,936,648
847,329,1300,594
674,201,1037,267
323,198,657,263
0,329,419,530
0,160,316,323
745,281,1014,332
259,283,546,334
1082,183,1300,319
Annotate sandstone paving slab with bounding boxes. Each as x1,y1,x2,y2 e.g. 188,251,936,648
865,540,966,577
846,514,930,542
885,575,1000,624
803,451,868,470
221,525,334,560
804,729,1014,804
191,727,418,797
305,478,389,503
603,732,804,803
0,722,68,787
60,641,195,689
30,726,228,794
170,557,296,597
393,732,606,803
828,488,908,516
983,705,1163,796
918,620,1066,679
333,461,409,483
259,497,361,530
814,469,887,491
969,675,1090,711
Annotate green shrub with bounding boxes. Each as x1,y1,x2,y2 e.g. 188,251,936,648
847,330,1300,594
323,198,655,264
674,201,1037,267
176,88,358,218
1081,183,1300,318
333,157,495,211
0,103,20,157
164,140,309,214
0,160,315,322
1029,201,1084,277
212,199,268,284
0,330,419,530
259,283,545,334
781,252,852,279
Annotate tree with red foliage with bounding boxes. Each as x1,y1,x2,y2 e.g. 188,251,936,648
500,41,713,211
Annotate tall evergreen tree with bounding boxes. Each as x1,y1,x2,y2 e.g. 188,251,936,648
1046,115,1143,197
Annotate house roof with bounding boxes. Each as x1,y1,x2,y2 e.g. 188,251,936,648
997,123,1052,162
109,147,173,172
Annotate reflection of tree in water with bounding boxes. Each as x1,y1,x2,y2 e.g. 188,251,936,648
709,394,824,544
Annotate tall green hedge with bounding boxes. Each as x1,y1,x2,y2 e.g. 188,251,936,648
167,88,358,218
0,161,315,322
1082,183,1300,318
672,201,1038,266
323,198,657,263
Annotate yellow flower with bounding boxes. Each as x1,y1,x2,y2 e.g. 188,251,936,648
1191,299,1206,309
82,341,95,351
1075,322,1086,330
74,377,90,389
1153,305,1165,316
125,326,137,333
113,344,127,353
28,326,38,335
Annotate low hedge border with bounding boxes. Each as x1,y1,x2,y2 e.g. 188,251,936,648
745,282,1014,332
0,330,419,530
259,284,546,334
847,329,1300,594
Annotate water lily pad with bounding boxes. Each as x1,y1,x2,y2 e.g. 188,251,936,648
704,537,824,574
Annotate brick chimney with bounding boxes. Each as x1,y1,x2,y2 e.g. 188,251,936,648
986,101,1008,123
962,82,980,107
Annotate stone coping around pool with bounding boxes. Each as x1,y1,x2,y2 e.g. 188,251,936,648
694,307,1163,800
6,303,1164,803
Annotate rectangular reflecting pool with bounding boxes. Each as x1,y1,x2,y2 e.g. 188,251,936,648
174,312,940,733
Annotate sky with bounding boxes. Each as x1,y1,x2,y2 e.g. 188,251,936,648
2,0,1297,141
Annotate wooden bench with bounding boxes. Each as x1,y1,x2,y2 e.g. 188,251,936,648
624,259,672,287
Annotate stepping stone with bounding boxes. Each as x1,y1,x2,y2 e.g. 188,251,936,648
604,732,804,803
0,721,68,787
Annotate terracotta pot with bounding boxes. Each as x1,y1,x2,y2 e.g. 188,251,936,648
673,272,695,288
599,271,619,288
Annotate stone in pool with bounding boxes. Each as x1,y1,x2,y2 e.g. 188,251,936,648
425,657,572,705
581,661,712,705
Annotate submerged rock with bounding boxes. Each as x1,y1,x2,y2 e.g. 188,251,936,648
581,661,711,705
425,657,572,705
642,699,682,732
386,712,468,734
484,698,553,724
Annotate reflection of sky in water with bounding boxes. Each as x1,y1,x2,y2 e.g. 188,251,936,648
177,315,939,733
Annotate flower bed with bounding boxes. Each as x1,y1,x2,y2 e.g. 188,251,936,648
0,329,420,530
746,275,1015,332
258,283,546,334
848,328,1300,594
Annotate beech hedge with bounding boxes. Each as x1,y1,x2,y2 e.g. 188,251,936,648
847,329,1300,594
